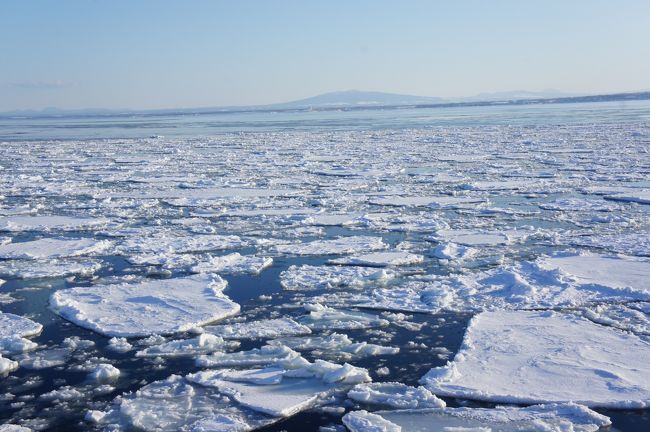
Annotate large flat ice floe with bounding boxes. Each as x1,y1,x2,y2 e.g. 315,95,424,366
0,238,112,259
536,252,650,291
50,275,240,337
421,310,650,408
343,403,611,432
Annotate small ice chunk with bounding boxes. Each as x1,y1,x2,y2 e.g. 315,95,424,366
98,375,271,431
421,310,650,408
0,238,112,259
206,318,311,339
343,403,611,432
0,259,102,279
50,274,240,337
281,265,396,291
0,354,19,375
188,415,251,432
191,253,272,275
0,312,43,340
197,344,302,368
88,363,120,382
0,424,32,431
433,243,476,261
342,410,401,432
431,229,510,246
135,334,238,358
348,382,445,409
17,347,72,369
329,251,424,267
298,304,389,330
283,359,372,385
271,333,399,360
272,236,387,256
0,312,42,355
304,213,361,226
188,369,335,417
106,337,133,353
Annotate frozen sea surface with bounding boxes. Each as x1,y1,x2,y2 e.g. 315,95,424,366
1,101,650,431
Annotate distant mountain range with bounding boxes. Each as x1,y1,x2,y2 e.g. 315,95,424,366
2,89,650,118
274,90,446,108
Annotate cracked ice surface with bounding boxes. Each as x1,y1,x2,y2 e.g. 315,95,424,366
1,119,650,430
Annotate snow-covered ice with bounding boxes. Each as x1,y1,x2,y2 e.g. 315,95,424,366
343,403,610,432
280,265,396,291
135,333,239,357
0,312,42,357
272,236,387,256
196,344,302,368
191,253,272,274
270,333,399,360
347,382,445,409
0,238,112,259
50,275,240,337
421,310,650,408
297,304,389,330
206,318,311,339
0,216,109,232
328,251,424,267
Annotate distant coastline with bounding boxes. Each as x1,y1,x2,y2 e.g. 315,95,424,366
2,90,649,120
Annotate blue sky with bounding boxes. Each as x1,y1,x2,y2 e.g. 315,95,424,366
1,0,649,110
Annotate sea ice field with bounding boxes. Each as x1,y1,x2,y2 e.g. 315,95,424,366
1,101,650,431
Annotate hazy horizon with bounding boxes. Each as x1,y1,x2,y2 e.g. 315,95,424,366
1,0,649,111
